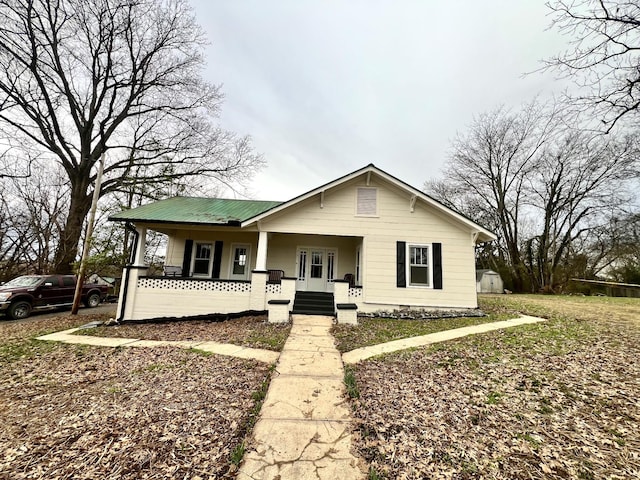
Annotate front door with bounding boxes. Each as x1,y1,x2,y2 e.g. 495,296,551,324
229,244,251,280
296,247,336,292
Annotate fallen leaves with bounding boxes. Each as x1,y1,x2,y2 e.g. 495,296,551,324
350,296,640,479
0,314,271,479
84,315,291,351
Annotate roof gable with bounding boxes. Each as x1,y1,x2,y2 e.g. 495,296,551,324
108,165,496,243
241,164,496,242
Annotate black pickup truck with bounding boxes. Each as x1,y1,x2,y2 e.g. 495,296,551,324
0,275,109,320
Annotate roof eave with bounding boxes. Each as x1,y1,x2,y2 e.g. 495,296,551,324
107,217,242,227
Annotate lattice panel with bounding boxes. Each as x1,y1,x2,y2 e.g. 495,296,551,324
348,287,363,298
266,284,282,295
138,278,251,293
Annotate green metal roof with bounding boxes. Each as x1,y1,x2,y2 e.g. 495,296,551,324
109,197,282,225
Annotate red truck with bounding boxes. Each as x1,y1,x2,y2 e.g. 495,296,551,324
0,275,109,320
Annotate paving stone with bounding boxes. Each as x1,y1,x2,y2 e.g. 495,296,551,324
59,335,138,347
276,350,344,377
36,328,80,341
261,375,351,421
291,315,334,327
289,324,332,337
282,333,337,352
239,314,365,480
249,418,354,462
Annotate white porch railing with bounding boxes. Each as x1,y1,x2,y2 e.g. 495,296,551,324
348,286,363,298
138,277,252,293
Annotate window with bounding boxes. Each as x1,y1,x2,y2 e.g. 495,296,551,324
408,244,430,286
356,187,377,216
62,277,75,287
193,243,212,275
355,246,361,284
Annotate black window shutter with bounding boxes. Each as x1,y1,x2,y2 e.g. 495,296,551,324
182,239,193,277
212,241,223,278
396,241,406,288
433,242,443,289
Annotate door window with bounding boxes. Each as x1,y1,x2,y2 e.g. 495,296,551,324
327,251,335,281
231,245,250,278
298,250,307,280
310,251,323,278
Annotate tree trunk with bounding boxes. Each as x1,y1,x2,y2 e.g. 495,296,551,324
53,186,91,274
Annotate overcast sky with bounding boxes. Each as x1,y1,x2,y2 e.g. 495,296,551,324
189,0,570,201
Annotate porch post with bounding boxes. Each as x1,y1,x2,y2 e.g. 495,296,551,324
133,226,147,266
117,226,148,322
256,231,268,271
250,270,268,311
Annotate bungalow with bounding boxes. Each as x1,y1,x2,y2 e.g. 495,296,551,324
110,164,496,323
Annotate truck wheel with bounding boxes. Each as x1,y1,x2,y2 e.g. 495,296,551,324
8,301,32,320
84,293,101,308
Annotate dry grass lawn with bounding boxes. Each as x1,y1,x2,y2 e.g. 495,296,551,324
350,294,640,479
0,314,272,479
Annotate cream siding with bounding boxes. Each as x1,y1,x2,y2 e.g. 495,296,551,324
165,231,259,278
123,172,485,318
258,177,478,309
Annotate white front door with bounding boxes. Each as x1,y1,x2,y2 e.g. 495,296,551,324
296,247,337,292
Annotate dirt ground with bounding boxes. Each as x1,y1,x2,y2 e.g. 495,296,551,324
0,314,271,480
350,295,640,479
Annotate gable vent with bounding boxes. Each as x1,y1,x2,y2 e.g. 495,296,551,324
356,187,377,216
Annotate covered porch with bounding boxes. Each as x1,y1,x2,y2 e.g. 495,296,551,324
116,226,363,323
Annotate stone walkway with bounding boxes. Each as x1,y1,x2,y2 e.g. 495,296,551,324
238,315,365,480
342,315,546,364
36,327,279,363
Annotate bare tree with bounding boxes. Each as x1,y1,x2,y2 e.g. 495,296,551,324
545,0,640,132
430,101,558,291
0,165,69,280
427,99,638,292
524,132,637,290
0,0,263,273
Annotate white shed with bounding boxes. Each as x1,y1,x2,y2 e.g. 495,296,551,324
476,269,504,293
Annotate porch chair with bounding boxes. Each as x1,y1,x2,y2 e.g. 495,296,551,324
267,269,285,284
343,273,355,287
